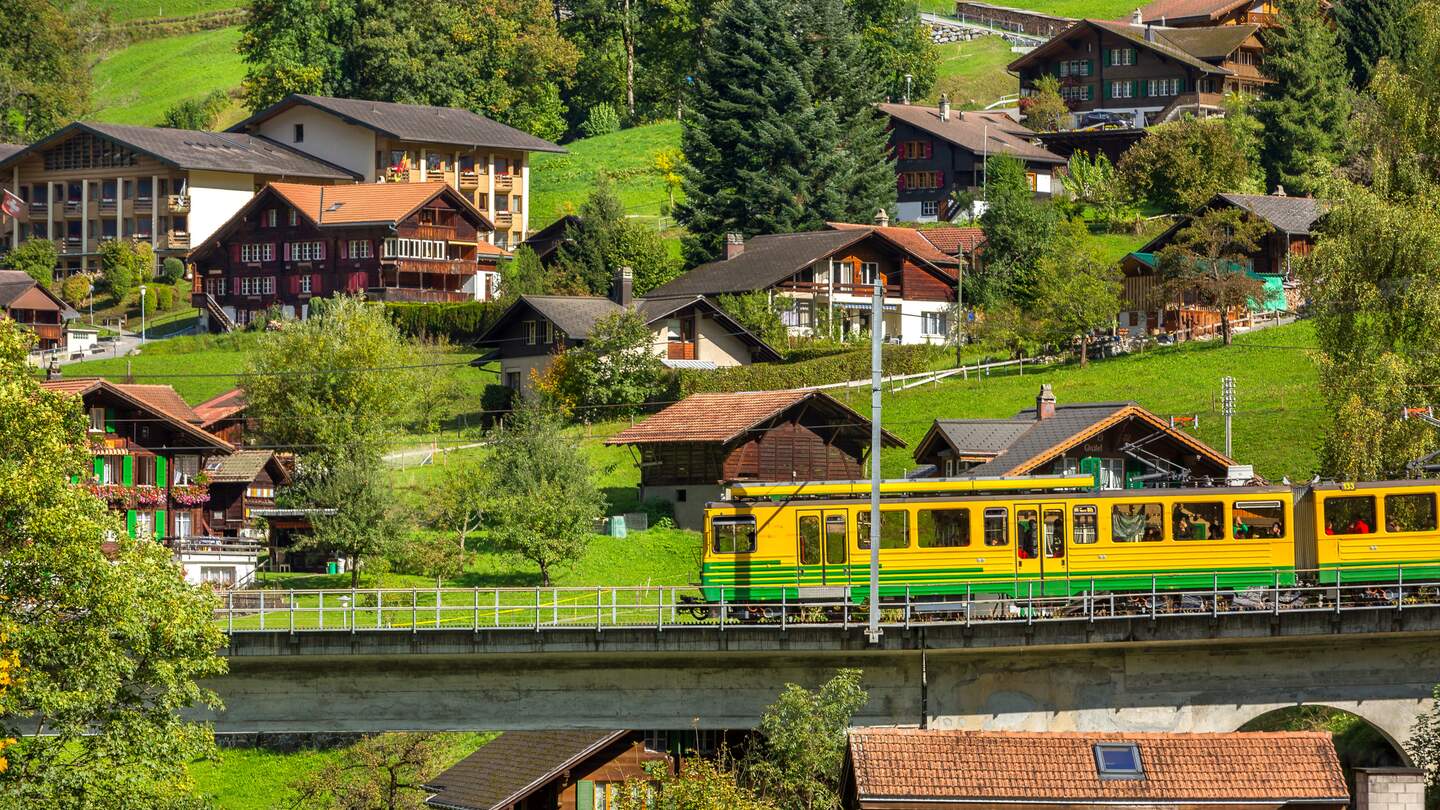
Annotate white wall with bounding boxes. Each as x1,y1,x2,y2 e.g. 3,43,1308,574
899,300,951,345
1035,171,1052,194
255,107,378,181
188,171,258,246
695,313,752,367
499,354,554,396
896,201,930,222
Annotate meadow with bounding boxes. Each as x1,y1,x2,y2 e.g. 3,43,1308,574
91,26,248,128
529,121,684,228
94,0,242,21
927,36,1020,108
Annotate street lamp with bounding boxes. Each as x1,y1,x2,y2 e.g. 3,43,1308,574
139,284,147,345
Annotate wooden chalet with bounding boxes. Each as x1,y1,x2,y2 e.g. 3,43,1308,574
203,449,287,538
1137,0,1283,28
606,390,905,529
912,385,1234,488
188,181,506,330
1118,192,1318,335
193,388,249,445
0,270,78,351
423,730,669,810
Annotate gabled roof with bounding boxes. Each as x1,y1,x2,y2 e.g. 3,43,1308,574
917,227,987,256
228,94,567,154
0,122,359,179
1138,0,1251,24
521,214,582,261
193,388,247,428
511,295,625,340
826,223,962,268
916,418,1034,461
1009,19,1240,76
878,103,1067,164
205,449,287,484
1157,24,1262,60
605,390,905,447
422,730,628,810
1137,192,1326,254
0,143,23,162
646,230,868,298
39,378,232,451
267,181,497,233
848,729,1349,804
0,270,79,318
634,295,784,361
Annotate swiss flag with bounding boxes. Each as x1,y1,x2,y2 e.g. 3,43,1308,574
1,189,27,222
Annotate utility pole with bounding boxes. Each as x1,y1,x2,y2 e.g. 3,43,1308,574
955,264,964,368
1221,376,1236,458
867,280,884,645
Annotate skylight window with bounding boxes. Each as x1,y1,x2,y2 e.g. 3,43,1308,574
1094,743,1144,779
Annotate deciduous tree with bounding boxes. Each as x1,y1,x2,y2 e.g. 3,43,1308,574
292,732,458,809
2,238,57,284
1156,206,1270,346
743,668,869,810
976,154,1060,307
1257,0,1351,196
0,0,91,142
1022,75,1069,133
0,319,225,808
1032,221,1122,367
534,310,668,415
1117,116,1253,212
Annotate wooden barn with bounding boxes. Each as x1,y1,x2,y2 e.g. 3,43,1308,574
606,390,905,529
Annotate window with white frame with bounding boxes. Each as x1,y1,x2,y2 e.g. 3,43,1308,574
381,238,448,260
1110,80,1134,99
525,320,537,345
349,240,373,259
240,276,277,296
288,209,298,226
262,209,277,228
240,243,273,262
859,262,881,285
291,241,324,261
1109,48,1136,66
921,311,948,336
206,278,224,297
1060,84,1090,102
920,200,938,218
173,455,200,485
1148,78,1181,97
299,275,312,294
1059,60,1091,77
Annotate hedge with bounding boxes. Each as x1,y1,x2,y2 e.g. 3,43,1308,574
677,344,944,395
383,301,505,341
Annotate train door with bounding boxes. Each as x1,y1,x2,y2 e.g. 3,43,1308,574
796,510,849,586
1015,503,1067,590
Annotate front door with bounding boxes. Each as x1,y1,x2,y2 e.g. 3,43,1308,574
1015,503,1067,589
798,510,850,586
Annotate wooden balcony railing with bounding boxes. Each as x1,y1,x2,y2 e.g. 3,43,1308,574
406,224,459,241
167,195,191,214
776,280,889,298
380,258,477,276
61,237,82,254
365,287,472,303
459,171,482,188
165,232,191,250
493,174,514,192
666,342,697,361
492,211,514,228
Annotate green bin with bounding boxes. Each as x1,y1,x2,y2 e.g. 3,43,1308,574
326,560,339,575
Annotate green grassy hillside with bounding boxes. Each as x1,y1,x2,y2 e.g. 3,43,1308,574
529,121,683,230
920,0,1135,19
95,0,242,21
927,36,1018,108
91,26,247,127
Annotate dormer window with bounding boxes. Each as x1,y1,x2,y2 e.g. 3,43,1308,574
1094,743,1144,779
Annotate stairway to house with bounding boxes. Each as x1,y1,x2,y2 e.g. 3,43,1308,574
200,292,236,333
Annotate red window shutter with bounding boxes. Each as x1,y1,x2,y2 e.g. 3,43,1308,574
269,243,278,261
340,239,348,259
924,141,933,159
230,244,240,263
937,171,945,188
231,277,239,295
312,274,322,294
283,242,291,261
289,274,300,295
897,173,907,192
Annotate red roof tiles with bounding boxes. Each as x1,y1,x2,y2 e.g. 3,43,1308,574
194,388,248,427
849,729,1349,804
828,223,961,269
40,378,232,450
605,390,904,447
919,227,987,256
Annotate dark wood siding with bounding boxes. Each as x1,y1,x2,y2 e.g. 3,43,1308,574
722,421,865,482
899,259,955,302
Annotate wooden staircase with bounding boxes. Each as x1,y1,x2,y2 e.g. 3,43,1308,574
200,292,236,333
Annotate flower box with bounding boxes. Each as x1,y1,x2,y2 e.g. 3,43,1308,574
170,484,211,507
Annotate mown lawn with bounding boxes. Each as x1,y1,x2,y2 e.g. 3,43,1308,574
92,26,248,127
52,331,260,403
529,121,682,229
822,320,1322,483
190,733,494,810
927,36,1018,108
94,0,242,21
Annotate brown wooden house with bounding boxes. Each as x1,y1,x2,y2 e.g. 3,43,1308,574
912,384,1235,488
1,270,77,350
203,450,287,538
193,388,250,445
606,390,905,529
1137,0,1283,28
188,181,505,330
423,730,669,810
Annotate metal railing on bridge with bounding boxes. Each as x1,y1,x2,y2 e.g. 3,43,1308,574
216,566,1440,634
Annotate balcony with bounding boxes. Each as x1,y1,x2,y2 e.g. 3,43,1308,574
380,258,478,276
493,173,514,192
165,232,191,250
28,201,46,214
61,237,82,254
406,224,459,241
666,342,697,361
459,171,482,189
776,280,888,298
426,168,447,182
492,211,514,228
366,287,472,303
167,194,191,214
63,200,81,215
99,198,118,213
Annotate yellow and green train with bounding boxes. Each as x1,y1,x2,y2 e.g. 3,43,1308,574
697,477,1440,603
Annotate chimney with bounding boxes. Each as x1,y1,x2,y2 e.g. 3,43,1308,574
46,358,61,382
1036,384,1056,420
939,93,951,122
724,232,745,260
1274,184,1287,197
1131,8,1143,24
1145,23,1156,42
1356,769,1426,810
873,208,890,227
612,265,633,307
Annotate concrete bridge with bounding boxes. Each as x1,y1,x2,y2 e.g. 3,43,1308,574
201,602,1440,754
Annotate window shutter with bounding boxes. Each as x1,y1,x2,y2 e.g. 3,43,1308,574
284,242,291,261
1103,49,1111,67
1086,59,1094,75
93,456,104,480
1138,80,1147,97
576,781,595,809
155,510,166,540
270,243,278,261
290,274,300,294
311,274,322,294
1130,48,1138,64
924,141,932,160
122,456,133,486
232,277,240,295
937,171,945,188
126,510,137,539
230,244,241,263
1128,80,1135,97
897,173,906,192
1104,81,1111,99
156,456,167,488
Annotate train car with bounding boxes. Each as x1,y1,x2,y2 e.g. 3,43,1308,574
700,477,1298,603
1309,481,1440,584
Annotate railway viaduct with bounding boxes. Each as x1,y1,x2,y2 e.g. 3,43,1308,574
200,603,1440,753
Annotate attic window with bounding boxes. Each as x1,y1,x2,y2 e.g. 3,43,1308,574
1094,743,1144,779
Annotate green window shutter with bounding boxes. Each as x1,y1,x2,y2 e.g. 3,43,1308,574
1079,457,1101,490
1086,59,1094,75
155,510,166,540
576,780,595,809
1104,81,1111,100
1130,47,1138,64
1128,80,1136,97
1086,84,1094,101
126,510,137,538
156,456,168,488
104,407,115,434
1103,49,1111,67
1139,80,1147,97
94,456,104,480
122,456,133,486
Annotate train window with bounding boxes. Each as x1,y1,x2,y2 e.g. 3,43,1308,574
1235,501,1285,539
918,509,970,547
1073,505,1099,544
1111,503,1162,542
1043,508,1065,559
1017,508,1039,559
983,508,1009,546
1385,493,1438,533
825,515,847,564
1324,495,1376,535
799,515,821,565
712,516,757,553
1172,502,1225,541
857,511,910,549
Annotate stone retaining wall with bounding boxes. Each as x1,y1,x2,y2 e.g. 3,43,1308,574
953,1,1073,38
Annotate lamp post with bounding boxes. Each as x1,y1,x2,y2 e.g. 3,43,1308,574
139,284,147,345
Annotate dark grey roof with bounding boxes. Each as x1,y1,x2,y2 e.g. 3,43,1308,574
647,230,869,298
1011,19,1231,75
1218,193,1326,234
423,730,626,810
878,104,1066,164
0,143,23,161
230,94,566,154
928,418,1035,456
961,403,1135,476
0,270,78,317
522,295,625,339
1158,24,1261,60
0,122,359,179
205,450,278,484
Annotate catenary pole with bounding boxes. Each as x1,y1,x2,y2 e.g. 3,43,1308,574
868,280,884,644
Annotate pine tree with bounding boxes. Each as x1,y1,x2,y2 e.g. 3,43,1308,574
1256,0,1351,196
1335,0,1415,91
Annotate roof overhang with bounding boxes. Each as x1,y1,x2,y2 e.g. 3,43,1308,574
1008,406,1234,475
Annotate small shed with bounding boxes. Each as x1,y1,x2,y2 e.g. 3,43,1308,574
606,390,906,529
843,729,1351,810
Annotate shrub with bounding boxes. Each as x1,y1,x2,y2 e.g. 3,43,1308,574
580,103,621,138
383,301,504,341
677,344,943,395
3,239,58,284
160,257,185,284
139,288,157,316
480,383,515,426
154,285,175,311
60,274,91,308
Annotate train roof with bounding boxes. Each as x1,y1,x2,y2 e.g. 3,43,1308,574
709,483,1293,509
1310,479,1440,491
